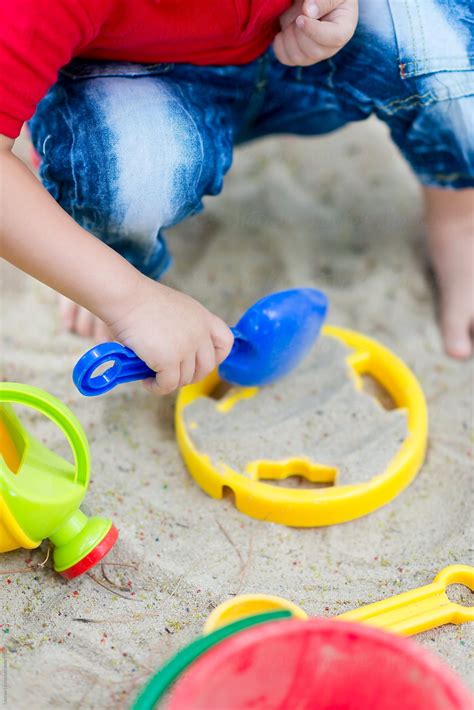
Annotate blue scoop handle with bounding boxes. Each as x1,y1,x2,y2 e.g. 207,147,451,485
73,341,156,396
73,331,237,396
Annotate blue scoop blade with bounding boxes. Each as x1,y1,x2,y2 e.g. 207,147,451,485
218,287,328,386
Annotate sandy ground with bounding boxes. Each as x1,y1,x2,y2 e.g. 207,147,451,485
1,121,473,708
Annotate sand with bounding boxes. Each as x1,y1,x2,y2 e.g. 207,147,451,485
183,336,407,485
1,121,473,709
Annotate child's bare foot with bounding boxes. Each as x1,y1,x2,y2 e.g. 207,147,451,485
58,295,112,341
423,186,474,359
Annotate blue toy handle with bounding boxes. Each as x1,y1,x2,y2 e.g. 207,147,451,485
73,333,238,396
73,342,158,396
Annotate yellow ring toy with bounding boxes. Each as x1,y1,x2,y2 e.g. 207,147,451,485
175,327,428,527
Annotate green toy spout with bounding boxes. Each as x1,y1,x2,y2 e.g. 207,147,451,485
50,509,118,578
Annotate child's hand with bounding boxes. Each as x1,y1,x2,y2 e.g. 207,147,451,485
0,135,233,396
107,279,234,395
274,0,358,66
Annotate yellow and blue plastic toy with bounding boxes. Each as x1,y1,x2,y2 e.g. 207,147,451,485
0,382,117,578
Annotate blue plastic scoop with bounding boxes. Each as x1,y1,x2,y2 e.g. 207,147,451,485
73,288,328,396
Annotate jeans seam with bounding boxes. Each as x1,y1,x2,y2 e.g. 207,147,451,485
61,90,81,221
172,87,205,202
60,62,174,80
379,96,434,117
332,78,429,118
413,0,427,73
382,89,432,110
381,82,474,116
403,0,419,73
432,171,473,180
242,53,271,131
327,58,337,91
407,54,474,65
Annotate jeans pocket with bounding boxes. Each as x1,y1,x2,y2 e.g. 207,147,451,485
60,58,174,80
387,0,473,78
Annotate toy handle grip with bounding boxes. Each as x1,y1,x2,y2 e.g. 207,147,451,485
73,343,156,396
0,383,90,488
336,564,474,635
73,333,241,397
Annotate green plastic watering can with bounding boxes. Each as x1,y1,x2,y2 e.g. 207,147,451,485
0,382,117,578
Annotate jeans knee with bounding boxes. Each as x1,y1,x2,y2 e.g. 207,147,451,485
85,77,208,237
30,74,210,275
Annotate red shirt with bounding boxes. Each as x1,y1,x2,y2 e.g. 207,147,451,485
0,0,290,138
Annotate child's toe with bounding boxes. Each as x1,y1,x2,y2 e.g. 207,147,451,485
93,318,113,343
58,294,78,331
441,304,473,359
74,306,96,337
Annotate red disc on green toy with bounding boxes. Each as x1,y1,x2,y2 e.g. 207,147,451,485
167,619,472,710
60,524,118,579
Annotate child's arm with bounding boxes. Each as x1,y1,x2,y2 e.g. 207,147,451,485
274,0,358,66
0,136,234,394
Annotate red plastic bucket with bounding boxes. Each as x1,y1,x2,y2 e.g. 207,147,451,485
167,619,472,710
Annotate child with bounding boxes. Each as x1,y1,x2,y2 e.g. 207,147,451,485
1,0,472,396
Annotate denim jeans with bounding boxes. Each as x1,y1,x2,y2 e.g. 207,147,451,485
29,0,474,280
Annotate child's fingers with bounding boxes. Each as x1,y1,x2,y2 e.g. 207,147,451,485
142,377,158,394
273,32,291,65
293,24,328,60
179,357,196,387
149,362,181,395
274,25,308,66
211,320,234,365
192,341,216,383
279,1,303,30
295,11,356,49
302,0,345,20
281,0,347,30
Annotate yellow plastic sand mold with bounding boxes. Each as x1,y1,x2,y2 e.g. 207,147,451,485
204,565,474,636
175,327,428,527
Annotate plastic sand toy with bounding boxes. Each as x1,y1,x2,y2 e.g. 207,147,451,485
73,288,328,395
131,565,473,710
0,382,118,578
165,619,472,710
174,326,428,526
204,564,474,633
